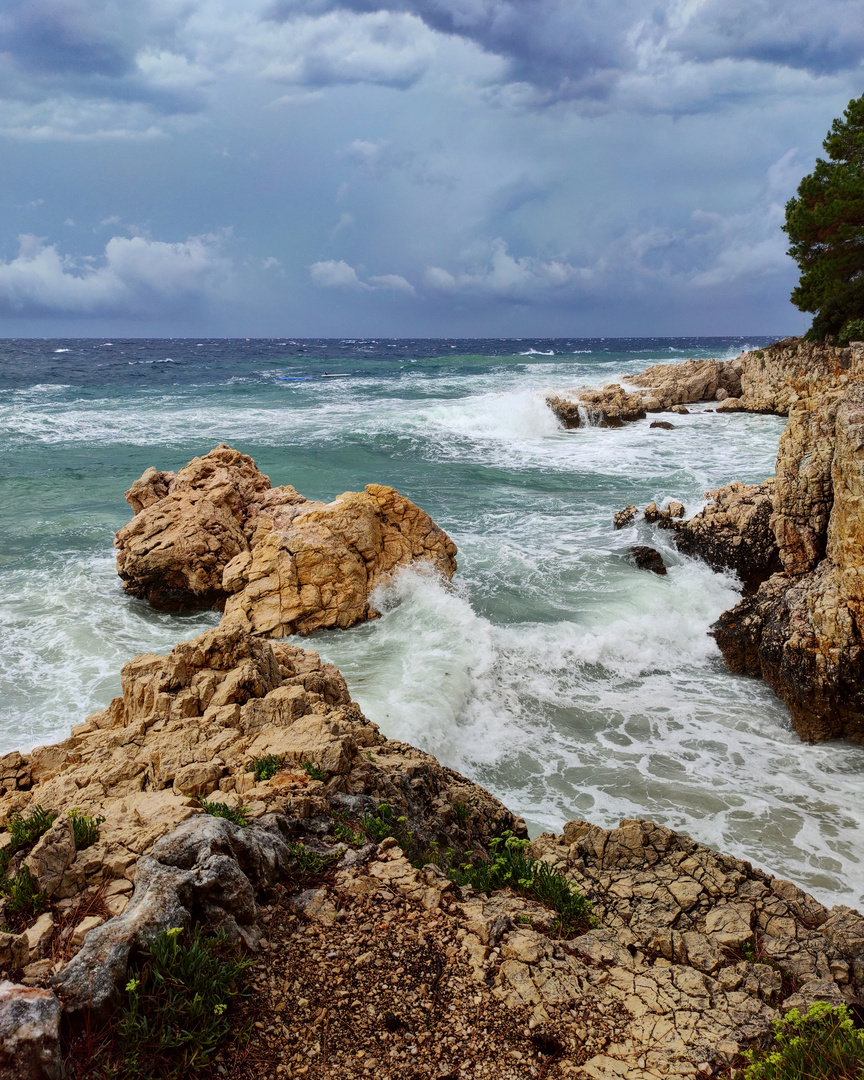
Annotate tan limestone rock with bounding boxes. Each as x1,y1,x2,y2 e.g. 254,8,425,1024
24,817,75,900
115,445,457,634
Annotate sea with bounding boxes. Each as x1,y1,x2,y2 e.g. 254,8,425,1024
1,336,862,911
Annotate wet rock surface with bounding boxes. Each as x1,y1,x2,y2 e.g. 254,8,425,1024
115,445,458,634
672,480,781,593
628,546,667,576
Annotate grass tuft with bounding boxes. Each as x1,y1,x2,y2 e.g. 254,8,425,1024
68,808,105,850
197,796,249,827
246,755,283,783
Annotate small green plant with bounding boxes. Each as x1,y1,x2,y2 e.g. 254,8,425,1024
451,831,593,936
453,801,470,824
838,317,864,346
67,808,106,850
741,1002,864,1079
197,796,249,828
301,761,327,782
6,805,57,850
740,938,757,964
246,754,283,782
752,349,765,359
333,817,364,846
0,865,47,918
285,842,337,888
115,925,251,1079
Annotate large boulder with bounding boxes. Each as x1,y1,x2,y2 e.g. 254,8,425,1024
115,445,457,632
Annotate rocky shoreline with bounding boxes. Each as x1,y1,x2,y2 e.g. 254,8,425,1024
2,346,864,1079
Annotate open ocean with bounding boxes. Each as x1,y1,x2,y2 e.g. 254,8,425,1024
1,336,862,910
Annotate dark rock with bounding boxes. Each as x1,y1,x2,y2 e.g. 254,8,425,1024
650,421,675,430
672,480,780,593
0,982,62,1080
613,505,637,530
629,546,667,575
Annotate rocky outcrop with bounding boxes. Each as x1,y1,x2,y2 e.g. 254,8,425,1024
1,625,862,1076
628,546,667,575
672,480,781,593
712,382,864,743
547,339,864,430
115,445,457,634
0,982,61,1080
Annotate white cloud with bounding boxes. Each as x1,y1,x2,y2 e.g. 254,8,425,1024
310,259,416,294
368,273,416,294
424,239,588,301
310,258,373,289
0,232,232,316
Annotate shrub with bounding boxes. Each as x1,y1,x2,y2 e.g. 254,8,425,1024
197,797,249,828
246,755,283,782
742,1002,864,1079
6,805,57,851
115,925,251,1079
838,317,864,346
68,809,105,850
451,832,593,936
0,865,47,918
301,761,327,782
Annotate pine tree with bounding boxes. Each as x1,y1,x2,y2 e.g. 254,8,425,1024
784,93,864,343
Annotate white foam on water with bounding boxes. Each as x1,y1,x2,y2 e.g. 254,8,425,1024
0,551,218,755
313,565,864,910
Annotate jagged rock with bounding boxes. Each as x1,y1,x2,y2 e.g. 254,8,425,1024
1,625,520,979
0,982,61,1080
713,382,864,742
547,340,863,431
630,356,742,406
771,389,844,575
643,500,685,524
52,813,295,1018
24,915,53,961
650,420,675,429
672,479,781,592
220,484,458,637
115,445,457,634
613,504,637,530
628,546,667,575
23,818,75,900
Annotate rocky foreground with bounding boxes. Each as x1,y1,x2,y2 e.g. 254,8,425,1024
577,337,864,745
1,625,863,1079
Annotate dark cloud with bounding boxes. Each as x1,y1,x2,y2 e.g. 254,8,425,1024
668,0,864,76
268,0,864,103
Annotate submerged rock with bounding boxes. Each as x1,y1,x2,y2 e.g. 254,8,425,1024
628,545,667,575
115,444,457,634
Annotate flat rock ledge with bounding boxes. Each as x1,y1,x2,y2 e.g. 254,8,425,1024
547,339,864,429
114,444,457,636
1,629,862,1078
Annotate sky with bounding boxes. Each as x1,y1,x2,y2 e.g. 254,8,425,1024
1,0,862,337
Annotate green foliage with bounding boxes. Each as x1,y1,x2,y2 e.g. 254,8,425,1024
246,754,283,782
67,808,105,850
197,796,248,828
451,832,593,936
784,93,864,340
301,761,327,782
742,1002,864,1079
6,805,57,851
0,865,47,918
453,801,470,823
333,815,364,846
285,842,337,887
838,316,864,346
116,925,251,1079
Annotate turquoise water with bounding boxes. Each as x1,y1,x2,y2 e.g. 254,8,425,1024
1,337,862,909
